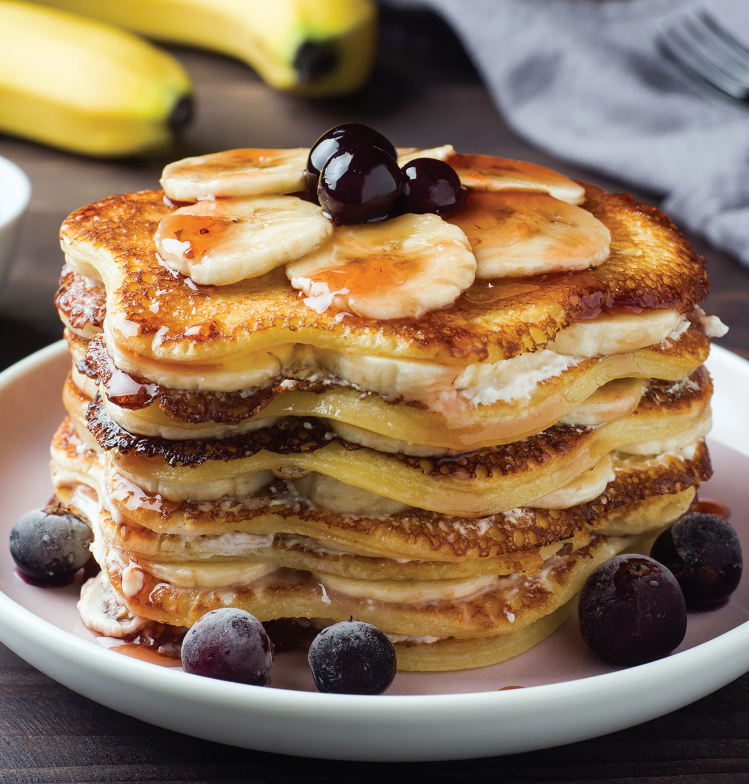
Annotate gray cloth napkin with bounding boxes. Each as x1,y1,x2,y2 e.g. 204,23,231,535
391,0,749,265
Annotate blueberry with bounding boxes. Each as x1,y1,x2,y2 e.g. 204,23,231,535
651,512,743,609
401,157,463,215
306,122,397,195
181,608,273,685
308,620,397,694
318,145,403,225
578,554,687,665
9,506,93,585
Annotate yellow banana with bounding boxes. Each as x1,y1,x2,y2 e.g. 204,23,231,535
0,1,193,157
28,0,378,97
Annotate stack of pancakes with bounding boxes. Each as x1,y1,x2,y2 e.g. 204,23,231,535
50,148,722,671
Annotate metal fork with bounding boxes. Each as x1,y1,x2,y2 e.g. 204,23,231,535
656,10,749,108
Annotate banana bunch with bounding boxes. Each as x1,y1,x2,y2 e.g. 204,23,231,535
29,0,378,97
0,1,193,156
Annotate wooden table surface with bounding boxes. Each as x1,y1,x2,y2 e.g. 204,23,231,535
2,13,749,782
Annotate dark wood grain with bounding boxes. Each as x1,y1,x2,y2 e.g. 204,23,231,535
1,14,749,780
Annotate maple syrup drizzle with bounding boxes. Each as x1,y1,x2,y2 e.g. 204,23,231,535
310,254,423,299
80,336,159,410
695,499,731,520
446,153,571,186
158,212,238,262
110,643,182,667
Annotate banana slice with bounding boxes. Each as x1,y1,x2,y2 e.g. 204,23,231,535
530,455,613,509
294,472,411,515
618,411,712,455
448,191,610,278
155,195,332,285
560,378,647,427
547,309,683,357
138,559,279,590
161,148,309,201
446,153,586,205
316,571,498,604
286,213,476,320
396,144,455,166
328,420,448,458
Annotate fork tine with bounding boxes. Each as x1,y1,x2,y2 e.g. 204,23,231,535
656,33,744,106
657,19,749,100
682,13,749,83
697,12,749,73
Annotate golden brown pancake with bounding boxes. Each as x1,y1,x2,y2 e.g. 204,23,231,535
59,186,707,366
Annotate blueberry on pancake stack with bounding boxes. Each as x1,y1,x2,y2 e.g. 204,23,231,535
51,126,727,671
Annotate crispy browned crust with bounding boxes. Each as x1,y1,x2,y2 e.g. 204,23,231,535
59,185,708,365
54,265,106,333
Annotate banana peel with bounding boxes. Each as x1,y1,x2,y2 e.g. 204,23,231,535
0,1,193,157
28,0,378,97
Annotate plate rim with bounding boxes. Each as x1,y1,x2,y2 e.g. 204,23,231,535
0,339,748,760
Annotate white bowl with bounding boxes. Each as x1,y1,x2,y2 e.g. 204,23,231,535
0,155,32,290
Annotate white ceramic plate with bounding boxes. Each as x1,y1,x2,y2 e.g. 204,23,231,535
0,341,747,762
0,154,31,290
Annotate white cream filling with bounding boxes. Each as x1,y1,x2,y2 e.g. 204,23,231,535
385,633,444,644
695,306,729,339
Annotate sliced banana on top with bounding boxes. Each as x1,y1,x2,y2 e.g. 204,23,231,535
448,191,610,278
155,195,332,286
161,148,309,201
286,213,476,320
446,152,586,205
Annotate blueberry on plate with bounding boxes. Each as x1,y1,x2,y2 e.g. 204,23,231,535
9,506,93,585
651,512,742,609
181,608,273,686
308,620,397,694
578,554,687,665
